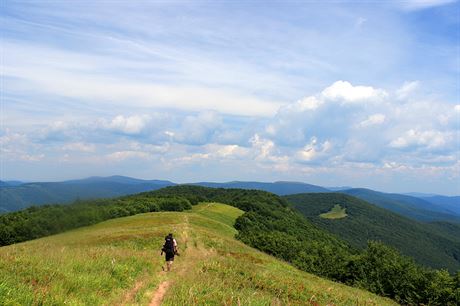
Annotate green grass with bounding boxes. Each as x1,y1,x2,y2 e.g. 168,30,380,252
0,203,395,305
319,204,348,219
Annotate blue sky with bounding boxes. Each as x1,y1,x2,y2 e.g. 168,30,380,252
1,0,459,195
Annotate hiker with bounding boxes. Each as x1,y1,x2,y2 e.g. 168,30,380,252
161,233,177,271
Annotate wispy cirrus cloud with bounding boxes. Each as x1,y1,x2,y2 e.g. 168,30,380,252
397,0,457,11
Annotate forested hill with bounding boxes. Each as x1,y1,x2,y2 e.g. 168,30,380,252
285,193,460,272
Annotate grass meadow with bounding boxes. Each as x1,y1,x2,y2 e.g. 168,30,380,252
0,203,395,305
319,204,348,220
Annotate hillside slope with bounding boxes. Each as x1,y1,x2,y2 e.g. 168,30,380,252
285,193,460,272
422,195,460,216
0,203,395,305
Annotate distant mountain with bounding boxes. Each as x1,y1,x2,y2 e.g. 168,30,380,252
63,175,173,186
404,192,440,198
0,180,24,187
0,176,175,213
325,186,354,191
285,193,460,272
420,195,460,216
339,188,460,223
192,181,328,195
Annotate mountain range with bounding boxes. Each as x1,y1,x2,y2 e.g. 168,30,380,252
1,176,458,223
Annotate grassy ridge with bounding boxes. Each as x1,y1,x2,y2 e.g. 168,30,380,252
0,203,395,305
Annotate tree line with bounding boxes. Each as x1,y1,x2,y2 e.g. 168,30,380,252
0,194,191,246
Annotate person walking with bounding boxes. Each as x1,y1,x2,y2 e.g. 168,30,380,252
161,233,177,272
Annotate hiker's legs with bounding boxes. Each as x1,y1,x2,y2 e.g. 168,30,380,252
166,260,173,271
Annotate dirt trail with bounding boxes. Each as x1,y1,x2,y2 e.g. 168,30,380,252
148,281,171,306
148,215,192,306
117,276,146,306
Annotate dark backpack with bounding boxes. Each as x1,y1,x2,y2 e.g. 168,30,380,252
163,237,174,253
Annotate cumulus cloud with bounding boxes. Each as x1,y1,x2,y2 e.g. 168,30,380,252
62,142,96,152
296,137,332,163
257,79,458,175
106,150,151,162
0,129,45,162
174,144,250,163
250,134,288,164
389,129,452,150
321,80,387,103
102,115,151,135
173,111,223,145
262,81,389,147
359,114,386,127
3,79,458,193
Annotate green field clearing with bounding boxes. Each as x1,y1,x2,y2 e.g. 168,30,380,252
320,204,348,219
0,203,395,305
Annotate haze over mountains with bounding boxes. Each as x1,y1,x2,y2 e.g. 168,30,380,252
0,176,174,213
1,176,458,222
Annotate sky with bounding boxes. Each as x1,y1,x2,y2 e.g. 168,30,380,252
1,0,459,195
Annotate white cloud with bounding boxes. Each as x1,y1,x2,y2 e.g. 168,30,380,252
250,134,275,160
250,134,288,164
173,111,223,145
3,42,284,117
106,150,151,162
213,144,248,158
296,137,332,162
396,81,419,99
293,96,322,111
359,114,386,127
103,115,150,135
257,80,458,176
389,129,451,149
20,154,45,162
172,144,249,164
399,0,457,11
321,81,387,103
0,130,45,162
62,142,96,152
3,78,458,193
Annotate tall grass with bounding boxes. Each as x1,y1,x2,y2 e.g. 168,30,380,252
0,203,396,305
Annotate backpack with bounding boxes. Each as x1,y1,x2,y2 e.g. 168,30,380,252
163,237,175,253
